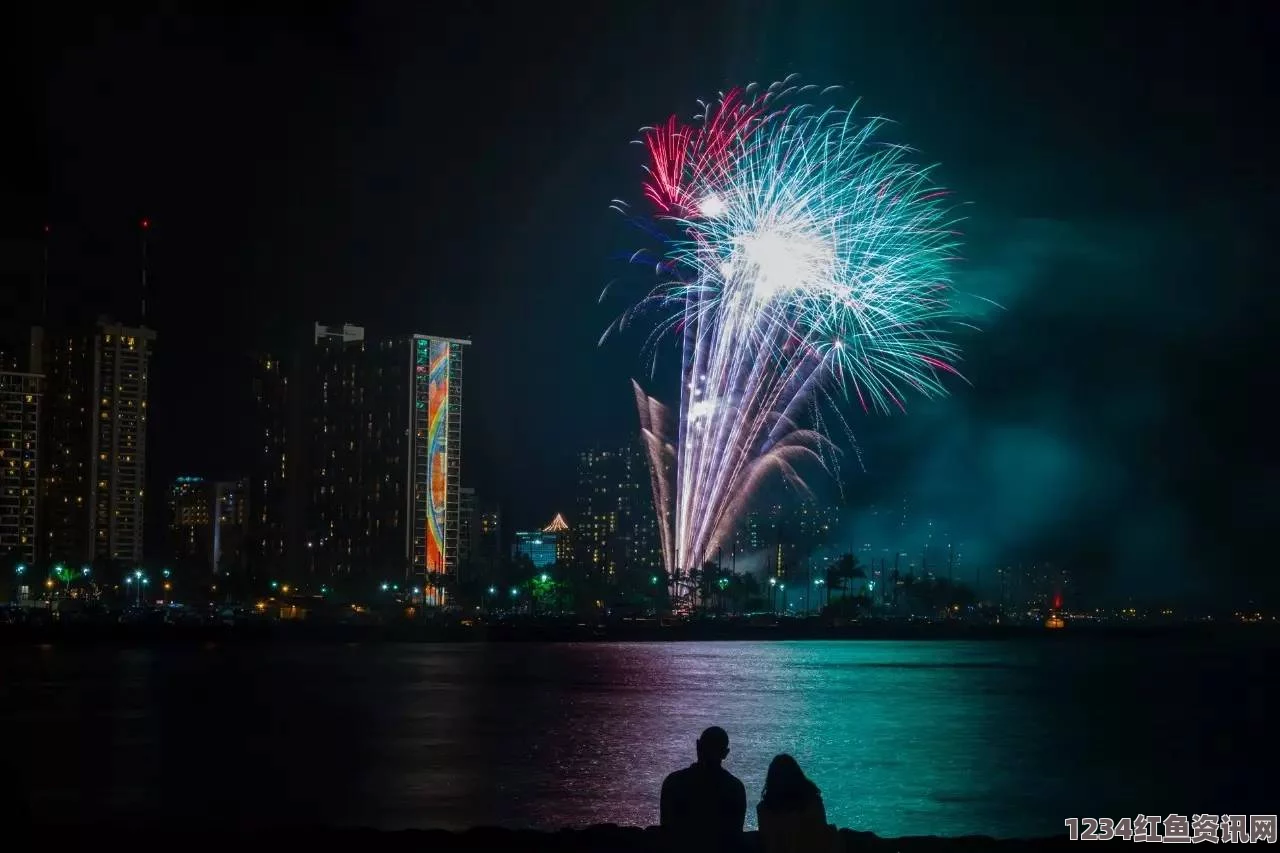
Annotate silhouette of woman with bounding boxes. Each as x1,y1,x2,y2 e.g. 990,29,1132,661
756,754,835,853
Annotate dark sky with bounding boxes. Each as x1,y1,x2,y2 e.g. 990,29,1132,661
7,1,1278,603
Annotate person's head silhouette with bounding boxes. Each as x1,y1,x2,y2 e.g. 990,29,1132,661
762,753,820,809
695,726,730,766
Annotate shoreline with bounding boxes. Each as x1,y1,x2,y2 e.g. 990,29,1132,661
0,619,1268,645
15,824,1075,851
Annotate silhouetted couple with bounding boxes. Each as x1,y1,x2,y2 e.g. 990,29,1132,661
660,726,834,852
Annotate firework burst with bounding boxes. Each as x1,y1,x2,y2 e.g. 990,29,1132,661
607,77,966,586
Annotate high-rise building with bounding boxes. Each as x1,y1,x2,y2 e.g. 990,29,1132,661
738,497,841,572
0,371,42,564
477,499,502,574
458,487,477,569
212,478,249,575
170,475,211,562
169,475,250,577
32,319,155,564
250,349,304,578
543,512,573,565
411,335,468,587
307,323,372,577
251,325,469,594
574,442,661,583
513,524,559,569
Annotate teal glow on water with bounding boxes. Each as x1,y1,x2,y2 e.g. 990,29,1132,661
3,638,1271,836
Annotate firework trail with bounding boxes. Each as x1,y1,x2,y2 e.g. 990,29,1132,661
608,77,965,585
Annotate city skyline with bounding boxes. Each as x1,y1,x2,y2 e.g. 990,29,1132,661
4,3,1274,605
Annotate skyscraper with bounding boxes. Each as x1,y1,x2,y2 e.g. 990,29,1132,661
411,335,468,588
250,349,304,578
477,499,502,575
32,319,155,564
543,512,573,565
574,442,661,584
513,518,566,569
212,478,249,576
458,487,477,570
168,475,248,576
251,326,469,595
0,370,42,564
170,475,212,563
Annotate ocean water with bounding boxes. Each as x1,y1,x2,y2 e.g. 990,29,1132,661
1,637,1272,837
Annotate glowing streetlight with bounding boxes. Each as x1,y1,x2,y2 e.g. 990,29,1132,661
539,573,549,584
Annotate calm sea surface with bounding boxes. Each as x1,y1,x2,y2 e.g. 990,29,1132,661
1,638,1273,837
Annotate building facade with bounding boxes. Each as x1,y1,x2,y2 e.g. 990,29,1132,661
543,512,573,565
251,325,469,593
169,475,249,576
476,499,502,575
32,320,155,565
513,525,559,569
411,335,467,584
170,475,212,562
574,442,661,584
0,371,42,564
458,487,476,570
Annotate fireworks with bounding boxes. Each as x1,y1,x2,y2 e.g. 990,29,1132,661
611,77,965,584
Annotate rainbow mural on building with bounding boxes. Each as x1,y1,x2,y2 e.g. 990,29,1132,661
425,338,450,572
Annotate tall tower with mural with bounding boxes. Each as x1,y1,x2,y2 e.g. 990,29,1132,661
410,335,469,601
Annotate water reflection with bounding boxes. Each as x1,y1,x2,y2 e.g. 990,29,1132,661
3,638,1270,837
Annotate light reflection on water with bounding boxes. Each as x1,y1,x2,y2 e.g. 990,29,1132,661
2,639,1270,837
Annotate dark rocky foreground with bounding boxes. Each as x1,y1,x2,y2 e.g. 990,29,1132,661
31,825,1072,852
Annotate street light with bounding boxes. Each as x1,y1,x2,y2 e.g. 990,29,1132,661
14,564,25,576
380,582,389,592
539,573,549,584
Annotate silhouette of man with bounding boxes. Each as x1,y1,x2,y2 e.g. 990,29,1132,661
660,726,747,849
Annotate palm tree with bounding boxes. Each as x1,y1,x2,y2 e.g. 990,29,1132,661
697,560,720,616
426,571,448,607
835,553,864,598
823,563,839,610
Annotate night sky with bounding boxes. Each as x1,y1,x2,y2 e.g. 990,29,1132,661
6,2,1276,604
